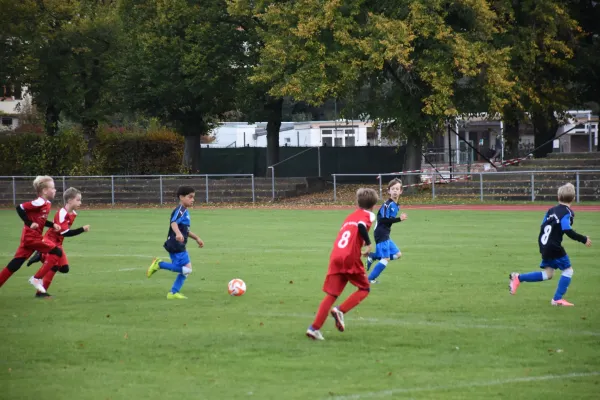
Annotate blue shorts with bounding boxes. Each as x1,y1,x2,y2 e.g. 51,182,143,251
540,255,571,270
169,251,190,268
372,240,401,259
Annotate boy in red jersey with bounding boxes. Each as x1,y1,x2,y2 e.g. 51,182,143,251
26,187,90,297
306,188,379,340
0,176,62,293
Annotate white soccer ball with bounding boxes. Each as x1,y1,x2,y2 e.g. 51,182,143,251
228,279,246,296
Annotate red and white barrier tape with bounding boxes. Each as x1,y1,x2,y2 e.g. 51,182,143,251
402,174,472,188
376,170,423,180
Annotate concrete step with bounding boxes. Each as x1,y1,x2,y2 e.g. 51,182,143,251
435,180,600,190
504,164,600,171
435,186,600,195
518,158,600,167
434,193,600,201
546,152,600,159
472,173,600,181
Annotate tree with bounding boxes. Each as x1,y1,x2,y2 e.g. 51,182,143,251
116,0,245,171
495,0,583,157
227,1,288,171
251,0,515,176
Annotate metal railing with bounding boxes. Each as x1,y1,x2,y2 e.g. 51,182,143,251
332,170,600,203
267,147,321,201
0,174,256,205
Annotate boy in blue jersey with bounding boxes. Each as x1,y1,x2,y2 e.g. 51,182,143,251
366,178,407,283
509,183,591,306
147,186,204,299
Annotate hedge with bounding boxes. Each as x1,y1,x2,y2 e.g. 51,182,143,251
0,128,186,175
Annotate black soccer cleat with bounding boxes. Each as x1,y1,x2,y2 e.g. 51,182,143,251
35,292,52,299
26,251,42,267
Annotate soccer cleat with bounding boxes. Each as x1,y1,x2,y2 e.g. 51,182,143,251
26,251,42,267
35,292,52,299
330,306,345,332
508,272,520,295
369,280,379,284
167,292,187,300
551,299,574,306
366,257,373,271
306,326,325,340
147,258,161,278
28,276,46,293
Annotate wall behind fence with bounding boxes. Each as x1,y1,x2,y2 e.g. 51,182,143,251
199,146,406,178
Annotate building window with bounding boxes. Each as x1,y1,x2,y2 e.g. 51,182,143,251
1,117,12,127
321,127,356,147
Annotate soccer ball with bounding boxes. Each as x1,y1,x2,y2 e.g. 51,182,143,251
228,279,246,296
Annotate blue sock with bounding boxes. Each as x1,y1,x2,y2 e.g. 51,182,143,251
518,271,545,282
368,261,387,281
368,253,378,260
159,261,183,273
171,274,187,294
553,275,571,301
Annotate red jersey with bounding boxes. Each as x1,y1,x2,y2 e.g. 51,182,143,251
327,209,376,275
45,208,77,246
20,197,52,239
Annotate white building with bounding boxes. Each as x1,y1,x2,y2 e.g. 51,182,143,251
432,110,598,164
555,110,598,153
203,120,373,148
0,86,31,131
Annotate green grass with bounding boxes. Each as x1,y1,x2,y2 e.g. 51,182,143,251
1,208,599,400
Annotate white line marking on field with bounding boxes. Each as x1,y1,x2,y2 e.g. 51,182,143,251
117,268,140,272
327,371,600,400
252,312,600,337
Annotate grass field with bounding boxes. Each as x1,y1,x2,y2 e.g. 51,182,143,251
1,207,600,400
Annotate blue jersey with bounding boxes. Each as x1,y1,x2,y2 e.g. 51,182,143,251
374,199,400,243
538,204,574,260
164,205,191,254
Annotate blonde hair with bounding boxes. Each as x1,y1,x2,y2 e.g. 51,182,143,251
32,176,54,194
356,188,379,209
558,183,576,203
388,178,403,189
63,187,82,204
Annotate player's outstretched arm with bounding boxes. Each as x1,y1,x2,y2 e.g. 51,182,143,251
564,229,588,245
188,231,204,248
62,225,90,237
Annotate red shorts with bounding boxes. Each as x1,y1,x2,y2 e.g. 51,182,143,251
323,273,370,297
42,247,68,267
13,236,57,259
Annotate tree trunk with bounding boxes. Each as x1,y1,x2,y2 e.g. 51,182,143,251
503,118,520,159
82,118,98,165
532,108,558,158
183,135,201,172
45,103,60,136
266,97,284,176
403,133,422,186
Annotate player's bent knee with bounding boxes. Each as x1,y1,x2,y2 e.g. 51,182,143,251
562,268,573,278
7,258,26,272
59,265,69,274
360,287,370,293
182,266,192,277
49,247,63,257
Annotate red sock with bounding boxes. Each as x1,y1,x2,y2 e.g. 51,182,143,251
39,269,57,294
34,261,55,280
339,290,369,314
0,267,14,288
311,294,337,330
